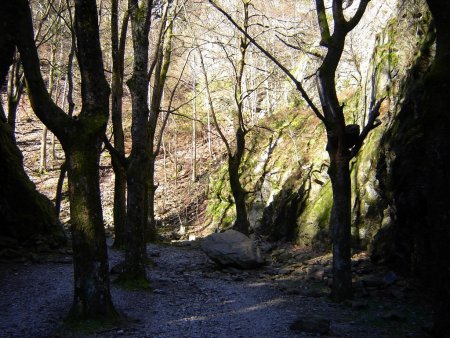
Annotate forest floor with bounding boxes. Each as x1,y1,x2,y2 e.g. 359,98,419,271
0,106,434,337
0,238,433,337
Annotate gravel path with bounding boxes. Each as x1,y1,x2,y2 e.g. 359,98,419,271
0,241,428,338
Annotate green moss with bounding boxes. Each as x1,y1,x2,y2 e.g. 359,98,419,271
297,181,333,246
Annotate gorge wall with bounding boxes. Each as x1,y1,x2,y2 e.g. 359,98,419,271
206,0,435,279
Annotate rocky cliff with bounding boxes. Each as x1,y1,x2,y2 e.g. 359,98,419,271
206,0,433,278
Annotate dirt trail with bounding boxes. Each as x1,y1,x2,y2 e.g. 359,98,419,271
0,240,430,338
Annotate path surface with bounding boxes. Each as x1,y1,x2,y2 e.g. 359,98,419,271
0,241,428,337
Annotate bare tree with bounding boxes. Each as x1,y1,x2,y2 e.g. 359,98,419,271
191,0,256,234
147,0,176,240
110,0,129,248
209,0,384,301
8,0,119,322
117,0,154,285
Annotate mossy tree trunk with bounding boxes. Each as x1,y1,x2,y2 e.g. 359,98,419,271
228,147,250,235
8,0,119,322
66,141,117,321
121,0,153,283
229,1,251,235
110,0,129,248
147,156,158,240
423,0,450,334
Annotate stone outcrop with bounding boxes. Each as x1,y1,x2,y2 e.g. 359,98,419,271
0,119,65,247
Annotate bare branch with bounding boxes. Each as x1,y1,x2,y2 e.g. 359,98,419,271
103,134,128,168
155,49,192,156
198,45,232,155
332,0,345,27
208,0,326,124
315,0,332,46
346,0,370,32
149,0,171,80
276,35,323,60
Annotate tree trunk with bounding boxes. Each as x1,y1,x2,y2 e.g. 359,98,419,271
328,151,352,301
39,45,56,173
120,0,153,284
124,153,149,281
8,0,119,323
110,0,128,249
54,160,67,217
147,157,157,241
66,144,118,321
112,159,127,248
228,155,250,235
316,27,352,301
229,125,249,235
192,76,197,182
146,1,174,241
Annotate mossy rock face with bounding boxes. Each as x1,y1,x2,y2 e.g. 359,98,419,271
0,120,65,247
369,3,436,279
296,180,332,248
258,169,306,241
205,0,431,252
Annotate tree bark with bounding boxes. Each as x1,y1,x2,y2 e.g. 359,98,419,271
314,2,369,301
147,157,157,240
120,0,153,283
228,153,250,235
328,152,352,301
192,76,197,182
66,143,117,321
110,0,128,248
8,0,119,322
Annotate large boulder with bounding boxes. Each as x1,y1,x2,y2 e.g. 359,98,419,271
201,230,265,269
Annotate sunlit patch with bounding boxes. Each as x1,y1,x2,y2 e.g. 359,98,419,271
170,297,287,324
